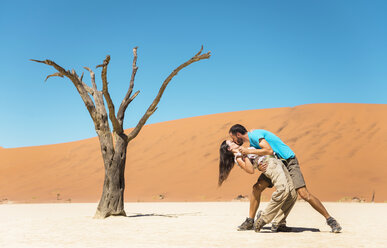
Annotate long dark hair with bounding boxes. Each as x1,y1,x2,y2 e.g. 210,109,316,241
219,140,235,186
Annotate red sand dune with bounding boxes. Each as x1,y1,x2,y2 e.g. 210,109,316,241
0,103,386,203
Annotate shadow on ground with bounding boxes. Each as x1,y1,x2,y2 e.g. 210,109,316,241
127,212,202,218
261,226,320,233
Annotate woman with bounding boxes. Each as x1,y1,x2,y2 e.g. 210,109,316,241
219,140,298,232
218,140,254,186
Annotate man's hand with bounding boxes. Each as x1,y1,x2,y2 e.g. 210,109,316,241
257,162,268,172
231,148,239,154
238,146,250,155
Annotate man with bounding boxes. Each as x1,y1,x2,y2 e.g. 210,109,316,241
229,124,342,233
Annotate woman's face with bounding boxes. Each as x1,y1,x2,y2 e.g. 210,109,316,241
226,140,239,151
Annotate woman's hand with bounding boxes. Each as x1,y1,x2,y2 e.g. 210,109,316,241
257,162,268,172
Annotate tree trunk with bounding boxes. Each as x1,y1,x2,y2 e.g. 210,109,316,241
94,132,128,219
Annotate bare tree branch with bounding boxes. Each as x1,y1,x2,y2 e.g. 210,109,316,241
96,59,109,68
30,59,47,64
127,47,211,142
84,67,98,91
45,72,64,82
82,82,94,95
128,90,140,102
149,106,158,116
30,59,70,76
82,66,112,139
30,59,97,122
98,55,122,134
117,47,139,123
194,45,204,57
72,70,94,95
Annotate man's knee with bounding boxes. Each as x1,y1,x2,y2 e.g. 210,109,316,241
297,187,311,201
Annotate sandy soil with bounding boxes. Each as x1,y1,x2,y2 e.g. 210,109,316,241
0,103,386,203
0,202,386,248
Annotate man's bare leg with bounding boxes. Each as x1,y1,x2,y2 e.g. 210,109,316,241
297,187,330,219
297,186,342,232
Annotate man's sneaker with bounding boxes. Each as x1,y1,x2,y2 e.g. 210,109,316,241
327,217,342,233
254,217,266,232
237,217,254,231
271,223,292,232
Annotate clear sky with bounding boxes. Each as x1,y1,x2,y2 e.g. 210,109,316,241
1,0,386,148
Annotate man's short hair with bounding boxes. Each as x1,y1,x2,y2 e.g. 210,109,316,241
229,124,247,135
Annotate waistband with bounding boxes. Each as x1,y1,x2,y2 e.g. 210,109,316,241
274,153,295,163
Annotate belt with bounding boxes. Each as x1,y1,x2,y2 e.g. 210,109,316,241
274,153,294,164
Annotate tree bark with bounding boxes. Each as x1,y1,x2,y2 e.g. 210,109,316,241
94,132,128,218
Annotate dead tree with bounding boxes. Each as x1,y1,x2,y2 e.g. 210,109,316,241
31,46,211,218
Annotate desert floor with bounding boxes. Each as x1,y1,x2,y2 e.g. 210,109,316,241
0,202,386,248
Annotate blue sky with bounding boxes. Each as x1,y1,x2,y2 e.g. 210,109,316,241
1,0,386,148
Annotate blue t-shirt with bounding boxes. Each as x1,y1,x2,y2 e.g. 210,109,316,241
248,129,295,159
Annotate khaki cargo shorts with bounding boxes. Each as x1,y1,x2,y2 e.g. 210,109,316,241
257,156,306,190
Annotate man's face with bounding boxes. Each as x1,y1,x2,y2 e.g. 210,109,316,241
229,132,244,146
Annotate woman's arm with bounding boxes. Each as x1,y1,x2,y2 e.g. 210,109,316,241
235,156,255,174
237,147,269,173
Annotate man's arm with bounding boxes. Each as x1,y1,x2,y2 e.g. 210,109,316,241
239,138,274,156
